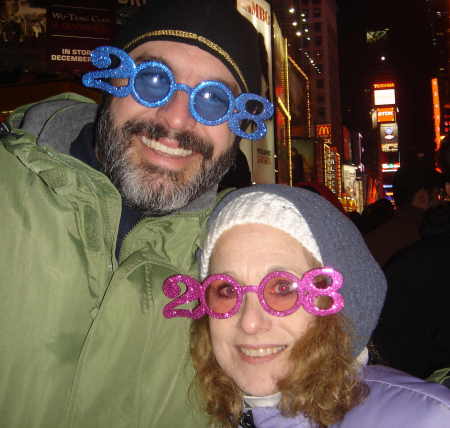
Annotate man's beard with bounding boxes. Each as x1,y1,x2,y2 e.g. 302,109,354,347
95,101,237,215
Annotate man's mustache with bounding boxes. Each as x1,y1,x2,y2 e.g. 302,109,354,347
121,120,214,160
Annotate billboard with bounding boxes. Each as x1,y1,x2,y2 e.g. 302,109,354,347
374,89,396,106
47,5,114,73
0,0,47,80
0,1,138,84
271,13,290,185
289,58,310,138
373,82,396,106
376,106,395,123
237,0,275,184
380,123,399,152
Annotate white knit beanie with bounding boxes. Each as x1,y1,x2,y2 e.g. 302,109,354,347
199,192,323,279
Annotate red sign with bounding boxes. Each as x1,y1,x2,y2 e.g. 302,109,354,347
316,124,332,138
376,106,396,123
47,5,114,73
47,6,114,39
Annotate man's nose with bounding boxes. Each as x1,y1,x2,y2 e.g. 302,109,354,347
237,294,272,335
154,89,197,131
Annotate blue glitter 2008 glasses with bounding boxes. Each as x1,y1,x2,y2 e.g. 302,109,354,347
82,46,274,140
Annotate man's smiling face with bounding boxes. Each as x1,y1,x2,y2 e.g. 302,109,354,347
96,40,239,214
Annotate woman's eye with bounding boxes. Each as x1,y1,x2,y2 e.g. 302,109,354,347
273,280,296,296
216,283,236,298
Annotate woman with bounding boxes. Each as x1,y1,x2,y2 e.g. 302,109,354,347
163,184,450,427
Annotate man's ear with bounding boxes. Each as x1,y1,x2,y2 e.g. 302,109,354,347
411,188,430,210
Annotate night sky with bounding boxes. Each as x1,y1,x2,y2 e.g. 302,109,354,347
336,0,436,166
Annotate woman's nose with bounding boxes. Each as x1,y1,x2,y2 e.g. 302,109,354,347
237,294,272,335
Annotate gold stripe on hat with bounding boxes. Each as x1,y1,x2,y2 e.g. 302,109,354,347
123,30,249,92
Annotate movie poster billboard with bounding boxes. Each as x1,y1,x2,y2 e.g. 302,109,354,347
291,138,317,183
0,0,143,83
272,13,290,185
342,164,363,213
47,4,114,74
236,0,275,184
288,58,310,138
0,0,47,80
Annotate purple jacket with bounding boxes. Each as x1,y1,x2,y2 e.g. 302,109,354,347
248,365,450,428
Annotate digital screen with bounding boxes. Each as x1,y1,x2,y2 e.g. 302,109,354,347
374,89,396,106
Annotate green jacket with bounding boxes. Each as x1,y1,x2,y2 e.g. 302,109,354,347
0,93,212,428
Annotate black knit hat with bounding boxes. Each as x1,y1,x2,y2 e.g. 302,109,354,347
114,0,262,95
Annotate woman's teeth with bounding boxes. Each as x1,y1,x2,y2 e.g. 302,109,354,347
239,346,287,357
141,136,193,157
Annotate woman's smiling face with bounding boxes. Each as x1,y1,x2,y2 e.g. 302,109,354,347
208,223,317,396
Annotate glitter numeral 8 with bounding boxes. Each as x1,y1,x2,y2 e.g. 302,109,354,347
301,268,344,316
228,93,274,140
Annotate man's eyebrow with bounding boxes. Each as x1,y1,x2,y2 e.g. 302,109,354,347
133,54,166,64
215,78,240,95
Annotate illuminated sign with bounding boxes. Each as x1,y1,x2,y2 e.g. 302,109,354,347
382,142,399,152
374,89,396,106
47,5,114,73
376,106,395,123
431,78,441,150
382,126,395,140
316,123,331,138
382,162,400,172
379,123,399,152
373,82,395,89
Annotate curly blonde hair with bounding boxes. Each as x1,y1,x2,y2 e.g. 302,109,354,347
190,313,368,427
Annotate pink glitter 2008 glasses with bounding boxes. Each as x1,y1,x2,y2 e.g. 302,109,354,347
162,267,344,320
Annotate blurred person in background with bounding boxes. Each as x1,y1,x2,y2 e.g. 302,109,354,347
364,162,443,267
359,197,395,234
372,201,450,379
438,136,450,199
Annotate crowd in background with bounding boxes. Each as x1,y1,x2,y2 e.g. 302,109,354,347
346,137,450,384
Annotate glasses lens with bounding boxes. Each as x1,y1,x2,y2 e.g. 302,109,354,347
205,278,238,314
135,65,171,104
193,84,230,121
263,275,299,312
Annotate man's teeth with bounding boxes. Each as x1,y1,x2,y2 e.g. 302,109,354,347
141,136,193,157
239,346,287,357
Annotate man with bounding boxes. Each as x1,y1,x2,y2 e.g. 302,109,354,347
0,1,268,427
364,162,443,267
